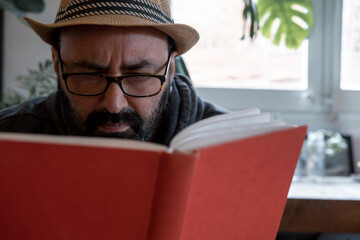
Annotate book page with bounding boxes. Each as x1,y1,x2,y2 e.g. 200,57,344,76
172,119,283,148
170,121,290,153
0,132,167,152
170,112,270,147
173,108,261,139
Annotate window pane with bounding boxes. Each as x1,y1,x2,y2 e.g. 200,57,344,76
172,0,308,90
340,0,360,90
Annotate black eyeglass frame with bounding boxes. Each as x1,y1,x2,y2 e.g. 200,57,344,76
58,51,171,98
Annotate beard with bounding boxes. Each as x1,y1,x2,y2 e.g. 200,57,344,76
57,79,171,141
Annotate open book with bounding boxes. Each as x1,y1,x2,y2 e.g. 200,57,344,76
1,108,290,153
0,108,307,240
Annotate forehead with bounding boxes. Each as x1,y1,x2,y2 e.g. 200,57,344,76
59,25,169,59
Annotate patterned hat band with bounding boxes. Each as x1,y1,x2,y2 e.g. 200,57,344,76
55,0,174,24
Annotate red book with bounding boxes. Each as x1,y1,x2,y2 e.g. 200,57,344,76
0,109,307,240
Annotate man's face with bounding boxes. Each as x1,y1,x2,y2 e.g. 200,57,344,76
52,26,177,140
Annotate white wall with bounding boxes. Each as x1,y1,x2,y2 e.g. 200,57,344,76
2,0,58,91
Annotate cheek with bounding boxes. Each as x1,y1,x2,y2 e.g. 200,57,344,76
74,97,98,111
131,80,171,118
68,94,102,118
129,95,162,116
60,78,101,117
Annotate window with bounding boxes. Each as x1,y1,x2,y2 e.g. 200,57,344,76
172,0,360,115
340,0,360,91
172,0,308,91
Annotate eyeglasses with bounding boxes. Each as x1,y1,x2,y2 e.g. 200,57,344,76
59,54,171,98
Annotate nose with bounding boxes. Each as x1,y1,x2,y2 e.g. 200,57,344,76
101,82,129,113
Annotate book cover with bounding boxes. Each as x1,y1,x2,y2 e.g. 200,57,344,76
0,110,307,240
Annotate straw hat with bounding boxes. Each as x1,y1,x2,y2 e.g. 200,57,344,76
24,0,199,55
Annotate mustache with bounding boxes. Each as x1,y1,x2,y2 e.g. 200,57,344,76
84,108,144,136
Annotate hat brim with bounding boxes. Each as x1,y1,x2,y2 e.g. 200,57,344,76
24,15,199,56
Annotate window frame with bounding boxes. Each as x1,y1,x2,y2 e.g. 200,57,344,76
193,0,359,115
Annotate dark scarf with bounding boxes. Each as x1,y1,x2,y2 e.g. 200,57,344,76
152,75,227,145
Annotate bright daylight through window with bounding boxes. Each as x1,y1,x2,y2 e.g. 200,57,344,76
340,0,360,91
172,0,308,90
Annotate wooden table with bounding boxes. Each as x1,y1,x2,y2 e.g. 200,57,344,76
279,176,360,233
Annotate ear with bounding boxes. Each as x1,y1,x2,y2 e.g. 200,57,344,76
169,50,178,82
51,46,59,74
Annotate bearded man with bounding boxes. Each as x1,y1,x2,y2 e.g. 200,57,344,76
0,0,227,145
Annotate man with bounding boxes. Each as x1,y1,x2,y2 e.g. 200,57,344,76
0,0,227,145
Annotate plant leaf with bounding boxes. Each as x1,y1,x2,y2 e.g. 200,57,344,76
13,0,44,13
0,0,27,17
0,91,26,109
0,61,56,110
257,0,314,49
241,0,259,40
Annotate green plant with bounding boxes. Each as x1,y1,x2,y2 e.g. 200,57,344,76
242,0,314,49
241,0,259,40
0,0,45,18
0,59,57,109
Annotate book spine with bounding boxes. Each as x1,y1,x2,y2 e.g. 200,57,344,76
145,152,198,240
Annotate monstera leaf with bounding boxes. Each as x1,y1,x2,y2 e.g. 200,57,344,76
257,0,314,49
0,0,44,17
13,0,44,13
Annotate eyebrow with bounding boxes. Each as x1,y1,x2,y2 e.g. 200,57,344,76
122,60,156,71
71,59,156,72
72,61,108,71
